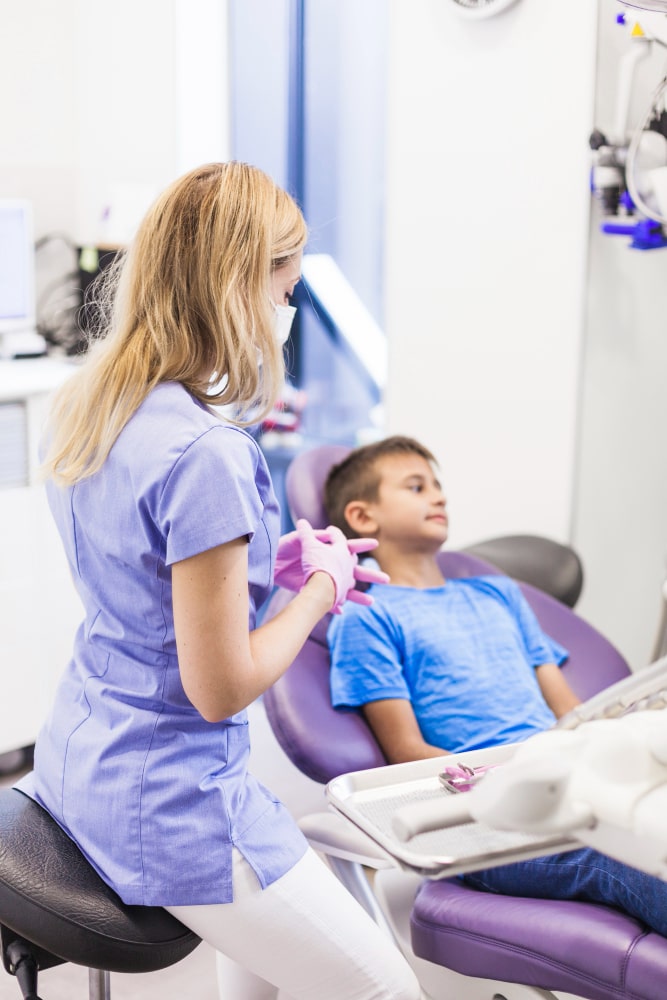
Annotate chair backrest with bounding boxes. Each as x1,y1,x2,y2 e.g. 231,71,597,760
263,446,631,785
462,534,584,608
284,443,351,528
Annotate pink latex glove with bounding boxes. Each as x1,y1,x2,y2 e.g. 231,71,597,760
274,518,389,613
274,525,332,592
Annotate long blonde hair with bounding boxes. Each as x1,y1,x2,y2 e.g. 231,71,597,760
44,162,307,486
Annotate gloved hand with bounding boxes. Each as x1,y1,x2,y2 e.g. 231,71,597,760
274,525,331,592
344,537,391,604
274,518,389,613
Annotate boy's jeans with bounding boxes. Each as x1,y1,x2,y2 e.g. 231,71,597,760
461,847,667,937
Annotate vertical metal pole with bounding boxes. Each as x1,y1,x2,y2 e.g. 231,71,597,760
287,0,306,208
89,968,111,1000
326,857,400,946
287,0,306,387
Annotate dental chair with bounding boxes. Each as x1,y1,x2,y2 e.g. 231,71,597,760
261,444,667,1000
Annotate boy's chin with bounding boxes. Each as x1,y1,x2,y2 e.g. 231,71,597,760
424,532,448,552
426,523,449,544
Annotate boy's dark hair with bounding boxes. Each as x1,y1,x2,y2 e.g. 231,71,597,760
324,435,437,538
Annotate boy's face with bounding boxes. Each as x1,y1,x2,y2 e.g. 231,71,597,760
368,453,449,550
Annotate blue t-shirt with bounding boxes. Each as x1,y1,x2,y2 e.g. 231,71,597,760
18,382,307,906
328,576,568,753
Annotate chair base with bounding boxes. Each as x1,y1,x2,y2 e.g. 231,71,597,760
2,927,116,1000
3,932,43,1000
2,925,64,979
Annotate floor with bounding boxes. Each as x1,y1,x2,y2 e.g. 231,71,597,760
0,699,326,1000
0,946,220,1000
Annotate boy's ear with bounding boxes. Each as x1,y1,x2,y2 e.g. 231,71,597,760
344,500,378,536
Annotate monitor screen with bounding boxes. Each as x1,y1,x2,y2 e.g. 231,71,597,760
0,199,36,335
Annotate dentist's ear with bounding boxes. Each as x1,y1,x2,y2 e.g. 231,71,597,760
344,500,378,537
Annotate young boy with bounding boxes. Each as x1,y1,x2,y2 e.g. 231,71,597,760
324,434,667,936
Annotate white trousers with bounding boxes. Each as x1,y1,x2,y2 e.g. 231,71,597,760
166,847,421,1000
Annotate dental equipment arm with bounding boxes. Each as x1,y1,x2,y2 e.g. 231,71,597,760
465,710,667,879
590,3,667,246
619,2,667,27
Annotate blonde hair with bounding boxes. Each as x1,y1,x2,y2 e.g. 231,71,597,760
44,162,307,486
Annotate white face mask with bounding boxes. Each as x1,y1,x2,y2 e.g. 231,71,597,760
273,303,297,346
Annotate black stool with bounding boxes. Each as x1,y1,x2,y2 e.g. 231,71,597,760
0,788,200,999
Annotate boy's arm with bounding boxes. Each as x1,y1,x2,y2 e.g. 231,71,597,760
535,662,581,718
362,698,450,764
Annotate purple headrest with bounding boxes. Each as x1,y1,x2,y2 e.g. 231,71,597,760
285,444,351,528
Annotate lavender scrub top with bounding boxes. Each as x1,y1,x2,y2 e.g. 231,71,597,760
17,382,307,906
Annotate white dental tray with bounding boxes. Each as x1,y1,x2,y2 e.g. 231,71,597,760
326,745,578,878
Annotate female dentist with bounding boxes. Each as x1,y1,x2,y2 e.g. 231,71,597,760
18,162,420,1000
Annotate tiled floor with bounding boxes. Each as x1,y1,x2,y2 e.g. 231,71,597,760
0,699,325,999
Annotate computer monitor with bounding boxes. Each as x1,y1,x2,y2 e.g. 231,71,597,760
0,199,45,358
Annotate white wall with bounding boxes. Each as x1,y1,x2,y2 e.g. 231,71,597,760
0,1,229,254
72,0,179,246
0,1,78,238
384,0,597,549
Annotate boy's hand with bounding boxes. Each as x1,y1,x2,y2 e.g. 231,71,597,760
274,520,389,613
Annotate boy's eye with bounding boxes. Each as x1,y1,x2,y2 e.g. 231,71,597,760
408,483,423,493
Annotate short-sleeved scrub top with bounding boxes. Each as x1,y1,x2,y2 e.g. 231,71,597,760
18,382,307,906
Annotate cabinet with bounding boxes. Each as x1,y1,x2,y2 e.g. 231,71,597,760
0,359,83,754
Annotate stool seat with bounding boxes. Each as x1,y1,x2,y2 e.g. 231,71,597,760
411,879,667,1000
0,788,200,977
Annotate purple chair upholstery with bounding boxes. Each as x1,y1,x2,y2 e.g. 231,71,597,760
411,881,667,1000
262,444,667,1000
283,442,350,532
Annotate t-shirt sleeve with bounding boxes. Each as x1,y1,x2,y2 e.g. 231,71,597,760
328,600,411,709
158,426,264,566
499,578,569,668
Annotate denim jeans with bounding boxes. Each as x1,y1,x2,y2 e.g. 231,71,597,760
461,847,667,937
